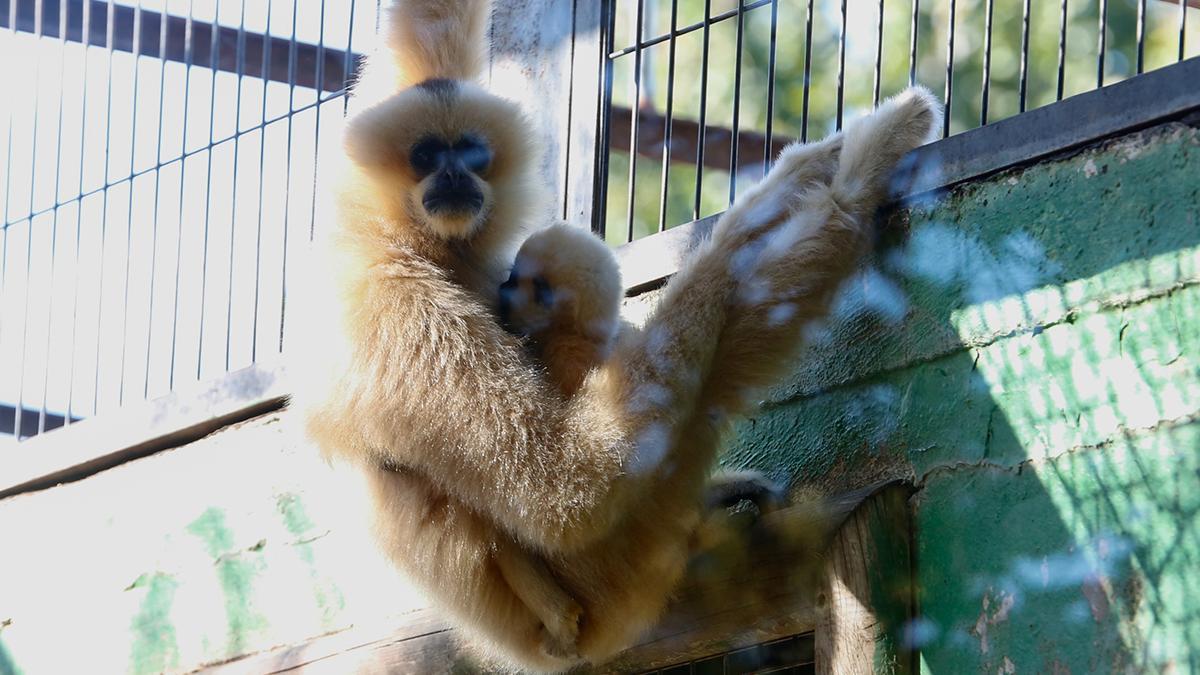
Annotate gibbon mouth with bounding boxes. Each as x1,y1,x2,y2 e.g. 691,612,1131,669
422,191,484,215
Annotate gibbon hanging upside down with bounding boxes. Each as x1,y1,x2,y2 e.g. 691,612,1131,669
291,0,942,671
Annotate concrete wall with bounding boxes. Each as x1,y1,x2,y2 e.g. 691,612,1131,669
0,124,1195,674
722,120,1200,673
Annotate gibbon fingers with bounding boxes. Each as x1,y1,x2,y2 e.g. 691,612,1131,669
294,0,942,670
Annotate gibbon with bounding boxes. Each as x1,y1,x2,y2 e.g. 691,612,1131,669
499,222,624,397
291,0,942,671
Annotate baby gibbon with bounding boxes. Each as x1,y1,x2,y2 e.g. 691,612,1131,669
499,222,624,397
292,0,942,671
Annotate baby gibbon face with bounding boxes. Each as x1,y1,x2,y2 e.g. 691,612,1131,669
499,223,622,342
344,78,531,240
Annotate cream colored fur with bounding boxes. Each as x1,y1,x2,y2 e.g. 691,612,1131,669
291,0,942,671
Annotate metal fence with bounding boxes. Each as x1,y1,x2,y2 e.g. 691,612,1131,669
1,0,1197,443
0,0,375,441
591,0,1199,243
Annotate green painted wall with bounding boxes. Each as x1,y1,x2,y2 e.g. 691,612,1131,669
725,121,1200,673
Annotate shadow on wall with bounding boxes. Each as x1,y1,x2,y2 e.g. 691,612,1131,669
724,121,1200,672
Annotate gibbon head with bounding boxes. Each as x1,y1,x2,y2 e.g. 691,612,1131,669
343,78,534,241
499,222,623,342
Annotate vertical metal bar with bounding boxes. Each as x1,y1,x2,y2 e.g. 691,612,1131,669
873,0,884,107
908,0,919,86
624,0,645,243
591,0,614,236
692,0,711,220
943,0,956,138
800,0,814,141
728,0,745,203
836,0,847,130
225,0,248,372
763,0,779,168
277,0,300,349
250,0,275,362
91,0,119,414
1179,0,1188,62
37,0,76,434
65,0,96,426
144,0,172,398
1136,0,1145,74
0,1,18,402
1097,0,1108,88
1018,0,1030,112
167,0,197,390
196,0,223,380
656,0,678,232
981,0,993,125
1057,0,1068,100
342,0,359,115
116,0,144,405
561,0,578,221
290,0,330,352
14,0,48,437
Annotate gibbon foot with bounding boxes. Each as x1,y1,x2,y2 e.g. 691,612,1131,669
705,470,786,517
536,597,583,660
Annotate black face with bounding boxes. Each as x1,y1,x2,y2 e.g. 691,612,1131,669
497,267,553,333
410,134,493,216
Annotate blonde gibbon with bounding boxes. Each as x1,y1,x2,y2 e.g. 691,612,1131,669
291,0,942,671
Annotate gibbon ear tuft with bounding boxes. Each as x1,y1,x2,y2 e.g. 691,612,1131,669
383,0,492,86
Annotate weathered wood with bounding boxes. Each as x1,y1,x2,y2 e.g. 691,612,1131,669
816,486,915,675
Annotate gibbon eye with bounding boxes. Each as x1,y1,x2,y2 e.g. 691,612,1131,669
410,137,448,176
454,135,493,174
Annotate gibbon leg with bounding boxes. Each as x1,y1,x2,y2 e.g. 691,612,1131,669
494,539,583,659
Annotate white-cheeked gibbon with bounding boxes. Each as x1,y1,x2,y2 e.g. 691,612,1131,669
291,0,942,671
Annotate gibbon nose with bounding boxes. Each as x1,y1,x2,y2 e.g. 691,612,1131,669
424,168,484,215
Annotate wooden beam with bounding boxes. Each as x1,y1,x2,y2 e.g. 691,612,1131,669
200,483,914,674
609,104,797,173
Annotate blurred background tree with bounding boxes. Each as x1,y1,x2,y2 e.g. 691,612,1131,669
601,0,1198,244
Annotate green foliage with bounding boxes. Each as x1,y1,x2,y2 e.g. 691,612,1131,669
603,0,1199,240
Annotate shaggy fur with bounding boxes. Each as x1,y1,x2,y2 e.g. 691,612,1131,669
291,0,942,671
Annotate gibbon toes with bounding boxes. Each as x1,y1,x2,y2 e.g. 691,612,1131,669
536,597,584,660
705,470,786,516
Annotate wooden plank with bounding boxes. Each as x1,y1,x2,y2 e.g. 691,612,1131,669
201,484,911,674
816,486,915,675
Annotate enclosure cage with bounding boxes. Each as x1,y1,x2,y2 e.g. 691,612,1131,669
0,0,1197,446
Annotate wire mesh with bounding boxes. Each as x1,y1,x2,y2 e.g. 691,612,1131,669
0,0,377,440
594,0,1200,244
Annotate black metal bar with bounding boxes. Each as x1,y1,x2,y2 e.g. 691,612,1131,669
982,0,994,125
166,0,195,391
196,0,222,381
801,0,813,141
116,0,142,406
12,0,46,438
873,0,884,107
591,0,615,236
1180,0,1188,61
1057,0,1068,100
728,0,745,203
64,0,94,426
1136,0,1146,73
561,0,577,221
143,0,168,399
625,0,644,242
278,0,301,350
692,0,711,220
1018,0,1030,112
836,0,847,130
763,0,779,168
656,0,678,232
944,0,956,138
0,1,17,429
1098,0,1108,87
606,0,771,58
37,0,70,435
0,0,359,93
224,0,248,372
250,1,274,362
909,0,919,86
